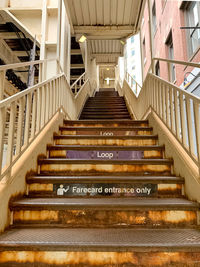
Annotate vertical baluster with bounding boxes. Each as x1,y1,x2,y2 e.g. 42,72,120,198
169,87,175,133
16,97,25,155
36,87,42,133
186,98,195,155
59,77,62,107
45,83,49,123
53,79,56,114
157,81,161,116
162,84,166,123
155,80,158,114
174,89,181,140
31,91,37,139
160,83,163,119
149,77,153,107
153,79,156,111
49,81,53,118
6,102,16,166
41,85,46,127
0,107,6,174
0,70,5,100
194,102,200,165
39,63,43,83
179,92,187,147
56,79,59,109
24,94,31,146
165,86,170,127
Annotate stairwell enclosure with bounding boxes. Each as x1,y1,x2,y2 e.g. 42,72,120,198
0,58,94,231
116,58,200,202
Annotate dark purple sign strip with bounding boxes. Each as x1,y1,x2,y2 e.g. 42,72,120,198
66,150,144,160
77,130,137,136
54,183,157,197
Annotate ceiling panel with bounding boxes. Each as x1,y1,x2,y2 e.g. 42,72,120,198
65,0,144,64
66,0,144,28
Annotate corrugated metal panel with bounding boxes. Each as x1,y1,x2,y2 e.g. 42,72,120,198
67,0,143,27
89,40,122,54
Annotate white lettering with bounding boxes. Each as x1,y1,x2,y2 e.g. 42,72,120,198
100,131,114,136
97,151,114,159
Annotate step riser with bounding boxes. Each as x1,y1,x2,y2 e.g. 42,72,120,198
64,122,148,127
39,163,171,175
79,116,131,119
1,251,200,267
12,209,197,227
49,150,162,159
60,130,152,135
55,139,157,146
28,183,182,198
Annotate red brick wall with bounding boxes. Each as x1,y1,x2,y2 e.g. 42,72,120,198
141,0,200,86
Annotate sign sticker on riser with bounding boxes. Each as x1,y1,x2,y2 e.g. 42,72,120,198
66,150,144,159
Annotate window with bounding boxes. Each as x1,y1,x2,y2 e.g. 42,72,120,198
152,1,157,34
142,38,146,63
155,61,160,76
166,31,176,82
185,1,200,57
131,50,135,56
131,36,134,43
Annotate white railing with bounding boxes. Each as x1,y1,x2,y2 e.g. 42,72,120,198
0,58,57,100
118,60,200,174
0,60,93,181
70,72,86,95
126,72,142,96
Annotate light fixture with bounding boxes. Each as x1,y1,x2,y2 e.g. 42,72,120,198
107,68,110,71
79,35,87,43
120,40,125,45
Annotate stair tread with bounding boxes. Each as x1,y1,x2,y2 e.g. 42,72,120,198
47,145,163,150
64,120,148,123
10,198,198,209
54,135,158,139
26,175,184,184
38,158,173,164
1,228,200,251
59,126,153,130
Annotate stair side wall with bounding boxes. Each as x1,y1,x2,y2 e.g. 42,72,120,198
0,110,64,233
148,111,200,204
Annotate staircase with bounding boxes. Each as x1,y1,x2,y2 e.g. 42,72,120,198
0,89,200,266
80,89,131,120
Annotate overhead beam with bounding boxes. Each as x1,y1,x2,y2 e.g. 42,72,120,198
71,49,81,55
74,25,135,38
70,64,85,69
92,53,122,57
97,63,117,66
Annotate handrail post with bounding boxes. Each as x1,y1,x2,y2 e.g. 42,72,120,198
0,70,5,100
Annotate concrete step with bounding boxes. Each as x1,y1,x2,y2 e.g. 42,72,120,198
63,120,149,127
79,115,132,120
59,126,153,136
81,111,130,115
26,175,184,198
1,228,200,266
47,145,164,159
10,198,198,227
53,135,158,146
38,158,173,175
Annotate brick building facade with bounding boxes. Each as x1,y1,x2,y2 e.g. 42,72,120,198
141,0,200,90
